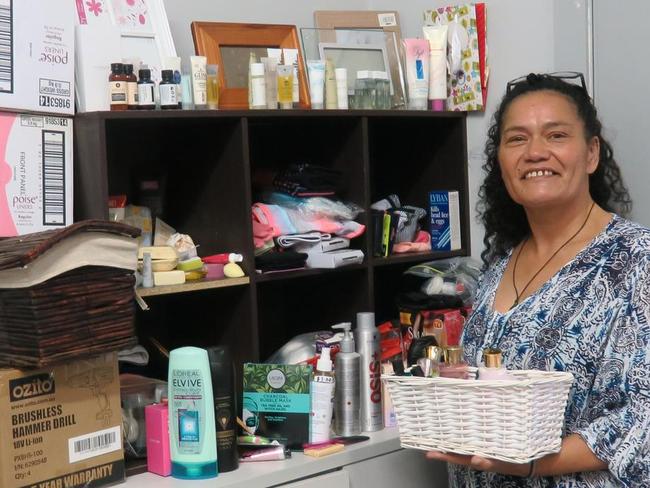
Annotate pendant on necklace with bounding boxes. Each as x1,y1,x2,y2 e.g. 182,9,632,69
510,298,518,310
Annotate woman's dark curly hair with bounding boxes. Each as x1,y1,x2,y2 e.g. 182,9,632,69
478,73,632,266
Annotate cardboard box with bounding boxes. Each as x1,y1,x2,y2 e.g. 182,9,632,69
429,190,461,251
0,0,75,115
0,353,125,488
0,112,73,236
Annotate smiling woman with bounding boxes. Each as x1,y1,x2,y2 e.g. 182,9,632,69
435,73,650,488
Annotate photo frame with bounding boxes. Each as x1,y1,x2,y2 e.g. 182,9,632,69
302,28,406,109
191,22,310,109
314,10,404,107
318,43,393,95
74,0,176,112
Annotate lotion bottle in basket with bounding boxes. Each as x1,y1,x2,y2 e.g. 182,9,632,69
478,348,514,380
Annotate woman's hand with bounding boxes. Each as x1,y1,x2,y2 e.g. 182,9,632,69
426,451,531,477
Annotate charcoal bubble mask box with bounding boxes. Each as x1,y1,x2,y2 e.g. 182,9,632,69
242,364,312,450
428,190,461,251
0,0,75,115
0,112,73,237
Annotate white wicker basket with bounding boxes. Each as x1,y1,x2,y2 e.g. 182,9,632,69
383,370,574,464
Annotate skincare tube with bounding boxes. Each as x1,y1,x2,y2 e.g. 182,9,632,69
250,63,266,109
307,60,326,109
282,48,300,106
277,65,294,109
190,56,207,108
325,58,338,110
403,39,429,110
181,73,194,109
262,57,279,109
335,68,348,109
423,25,449,111
240,445,291,462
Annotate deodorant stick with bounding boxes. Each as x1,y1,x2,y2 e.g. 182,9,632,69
355,312,383,432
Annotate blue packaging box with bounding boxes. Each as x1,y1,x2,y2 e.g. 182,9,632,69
429,191,461,251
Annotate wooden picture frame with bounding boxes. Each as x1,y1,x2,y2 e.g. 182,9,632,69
191,22,310,110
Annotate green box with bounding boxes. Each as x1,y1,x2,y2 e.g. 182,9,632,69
242,363,312,449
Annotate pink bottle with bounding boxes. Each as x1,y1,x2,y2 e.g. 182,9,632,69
439,346,470,379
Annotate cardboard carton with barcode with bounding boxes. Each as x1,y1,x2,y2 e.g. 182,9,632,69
0,352,125,488
0,111,73,237
0,0,75,115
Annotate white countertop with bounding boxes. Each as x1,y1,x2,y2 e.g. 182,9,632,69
123,428,403,488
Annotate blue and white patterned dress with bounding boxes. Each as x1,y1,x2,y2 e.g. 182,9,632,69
451,215,650,487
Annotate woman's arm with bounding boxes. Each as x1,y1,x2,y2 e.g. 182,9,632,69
426,433,607,477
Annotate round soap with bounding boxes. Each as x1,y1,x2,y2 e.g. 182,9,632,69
224,262,245,278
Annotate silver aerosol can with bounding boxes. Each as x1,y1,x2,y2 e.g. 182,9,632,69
332,322,361,436
355,312,383,431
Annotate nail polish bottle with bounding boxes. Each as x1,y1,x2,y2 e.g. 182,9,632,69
440,346,470,379
478,348,514,380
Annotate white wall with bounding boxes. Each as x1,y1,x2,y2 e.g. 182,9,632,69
162,0,590,258
593,1,649,227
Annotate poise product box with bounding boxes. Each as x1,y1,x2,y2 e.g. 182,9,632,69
0,353,125,488
0,112,73,237
0,0,75,115
429,190,461,251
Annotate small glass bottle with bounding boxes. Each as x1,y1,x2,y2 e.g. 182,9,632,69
124,64,138,110
478,348,514,380
109,63,128,111
159,69,179,109
354,70,372,110
137,68,156,110
277,65,293,109
417,345,442,378
440,346,470,379
206,64,220,109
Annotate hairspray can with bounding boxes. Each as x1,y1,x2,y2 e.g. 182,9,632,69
355,312,383,432
332,323,361,436
207,346,239,473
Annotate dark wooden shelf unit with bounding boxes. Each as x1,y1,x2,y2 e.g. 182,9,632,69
74,109,469,375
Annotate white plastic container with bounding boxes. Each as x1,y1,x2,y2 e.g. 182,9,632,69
310,347,335,442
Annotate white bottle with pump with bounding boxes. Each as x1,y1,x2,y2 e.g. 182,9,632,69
310,347,335,442
332,323,361,436
355,312,383,432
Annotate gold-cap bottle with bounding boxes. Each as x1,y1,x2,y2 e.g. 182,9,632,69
479,348,513,380
440,346,470,379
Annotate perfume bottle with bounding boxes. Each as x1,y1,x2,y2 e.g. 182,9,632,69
478,348,514,380
440,346,470,379
417,345,442,378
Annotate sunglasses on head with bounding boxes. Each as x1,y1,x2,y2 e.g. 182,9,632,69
506,71,587,94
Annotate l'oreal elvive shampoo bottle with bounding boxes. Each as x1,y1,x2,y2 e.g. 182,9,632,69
168,347,218,479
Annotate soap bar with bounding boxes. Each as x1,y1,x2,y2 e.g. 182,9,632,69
177,257,203,271
303,443,345,458
153,270,186,286
138,246,177,260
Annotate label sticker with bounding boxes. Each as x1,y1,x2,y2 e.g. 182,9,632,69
68,426,121,463
378,13,397,27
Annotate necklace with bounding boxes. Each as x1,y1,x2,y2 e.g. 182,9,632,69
510,201,596,310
